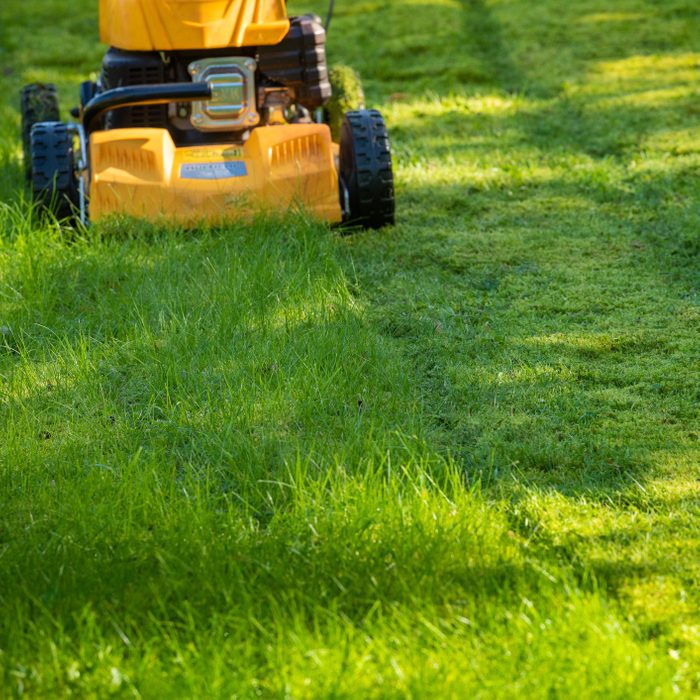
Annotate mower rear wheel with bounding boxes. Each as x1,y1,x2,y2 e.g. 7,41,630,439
21,84,60,181
339,109,395,230
30,122,79,221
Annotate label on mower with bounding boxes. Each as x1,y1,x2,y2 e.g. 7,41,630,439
182,148,244,161
180,161,248,180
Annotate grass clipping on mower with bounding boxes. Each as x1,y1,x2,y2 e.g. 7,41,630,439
326,64,365,141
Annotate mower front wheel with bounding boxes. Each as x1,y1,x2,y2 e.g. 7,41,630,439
21,83,60,181
30,122,80,222
339,109,395,230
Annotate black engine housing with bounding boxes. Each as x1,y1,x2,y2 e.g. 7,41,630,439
258,14,331,110
100,49,168,129
98,14,330,140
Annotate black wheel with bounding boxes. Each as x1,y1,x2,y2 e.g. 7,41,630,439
339,109,395,230
21,84,60,181
30,122,79,221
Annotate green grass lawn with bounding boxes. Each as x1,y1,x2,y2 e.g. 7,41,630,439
1,0,699,696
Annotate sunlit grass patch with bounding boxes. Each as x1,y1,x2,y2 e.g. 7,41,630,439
593,52,700,82
578,12,649,25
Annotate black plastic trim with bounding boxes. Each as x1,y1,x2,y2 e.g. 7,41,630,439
83,83,212,132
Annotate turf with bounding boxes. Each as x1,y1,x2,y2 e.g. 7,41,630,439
0,0,698,697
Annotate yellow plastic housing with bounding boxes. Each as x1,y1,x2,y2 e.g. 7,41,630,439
89,125,343,225
99,0,290,51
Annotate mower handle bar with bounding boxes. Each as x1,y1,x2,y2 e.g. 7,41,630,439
83,83,213,132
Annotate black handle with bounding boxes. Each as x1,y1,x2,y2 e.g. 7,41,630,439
83,83,213,132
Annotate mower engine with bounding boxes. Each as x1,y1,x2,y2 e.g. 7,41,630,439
99,15,329,138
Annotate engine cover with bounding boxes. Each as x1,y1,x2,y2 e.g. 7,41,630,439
99,0,290,51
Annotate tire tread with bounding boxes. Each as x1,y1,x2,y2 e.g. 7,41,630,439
339,109,395,229
30,121,79,221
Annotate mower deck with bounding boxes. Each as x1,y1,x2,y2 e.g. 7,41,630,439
89,124,343,224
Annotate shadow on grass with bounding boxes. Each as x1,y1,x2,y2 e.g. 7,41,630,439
357,171,698,495
458,0,526,92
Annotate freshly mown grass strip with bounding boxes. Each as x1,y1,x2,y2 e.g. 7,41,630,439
0,0,698,697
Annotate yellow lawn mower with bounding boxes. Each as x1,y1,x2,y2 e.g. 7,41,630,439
20,0,395,229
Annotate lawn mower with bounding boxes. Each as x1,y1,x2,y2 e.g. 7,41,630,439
20,0,395,229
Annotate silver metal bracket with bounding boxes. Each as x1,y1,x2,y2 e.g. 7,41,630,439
188,57,259,132
338,173,351,219
67,122,89,227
